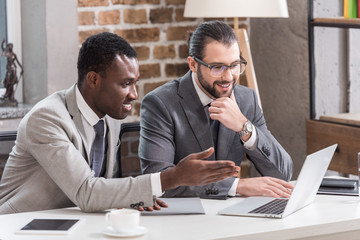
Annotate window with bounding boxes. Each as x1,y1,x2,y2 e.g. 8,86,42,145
0,0,22,101
0,0,7,88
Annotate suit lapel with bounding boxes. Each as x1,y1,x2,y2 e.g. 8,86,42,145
65,85,92,163
104,116,120,178
178,71,215,159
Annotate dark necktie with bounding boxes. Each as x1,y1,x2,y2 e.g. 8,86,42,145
92,120,105,177
205,104,219,154
210,118,219,151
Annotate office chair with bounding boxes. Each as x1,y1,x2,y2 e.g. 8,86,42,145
118,122,142,178
0,131,17,180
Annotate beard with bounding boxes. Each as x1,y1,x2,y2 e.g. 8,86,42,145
197,67,236,99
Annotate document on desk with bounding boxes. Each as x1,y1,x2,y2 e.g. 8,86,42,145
141,197,205,215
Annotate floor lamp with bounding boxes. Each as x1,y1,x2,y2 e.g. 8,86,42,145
184,0,289,109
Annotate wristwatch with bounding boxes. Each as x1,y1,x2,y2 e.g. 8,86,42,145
239,121,254,137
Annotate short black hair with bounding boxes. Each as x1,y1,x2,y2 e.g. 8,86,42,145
77,32,137,85
188,20,238,59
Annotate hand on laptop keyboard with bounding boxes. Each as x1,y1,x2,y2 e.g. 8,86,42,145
236,177,294,198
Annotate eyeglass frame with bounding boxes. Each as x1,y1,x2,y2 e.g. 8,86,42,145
192,55,247,77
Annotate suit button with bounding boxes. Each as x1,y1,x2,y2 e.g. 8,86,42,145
262,146,270,157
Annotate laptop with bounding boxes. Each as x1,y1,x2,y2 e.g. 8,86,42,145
218,144,337,218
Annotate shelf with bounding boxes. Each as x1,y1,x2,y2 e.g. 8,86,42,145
319,113,360,127
311,17,360,28
314,17,360,25
308,1,360,176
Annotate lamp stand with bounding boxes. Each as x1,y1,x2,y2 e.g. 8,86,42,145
234,28,262,179
234,28,262,109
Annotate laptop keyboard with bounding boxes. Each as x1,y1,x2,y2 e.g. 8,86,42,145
249,198,288,215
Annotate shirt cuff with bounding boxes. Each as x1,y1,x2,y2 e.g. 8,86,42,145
151,172,163,197
228,178,239,196
242,127,258,150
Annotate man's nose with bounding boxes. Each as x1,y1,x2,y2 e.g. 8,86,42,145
221,67,233,81
128,84,138,100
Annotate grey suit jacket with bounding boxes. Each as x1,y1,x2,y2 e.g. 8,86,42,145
139,71,293,199
0,85,153,214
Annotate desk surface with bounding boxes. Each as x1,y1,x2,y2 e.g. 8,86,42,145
1,194,360,240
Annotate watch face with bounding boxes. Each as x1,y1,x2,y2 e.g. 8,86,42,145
245,122,253,132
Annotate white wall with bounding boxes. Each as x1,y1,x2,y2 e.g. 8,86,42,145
313,0,360,117
21,0,78,104
250,0,309,178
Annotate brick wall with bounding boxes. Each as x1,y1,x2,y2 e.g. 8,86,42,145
77,0,248,122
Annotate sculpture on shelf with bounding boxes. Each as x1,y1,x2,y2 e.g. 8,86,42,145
1,38,23,106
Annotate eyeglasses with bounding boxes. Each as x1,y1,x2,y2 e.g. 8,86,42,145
193,56,247,77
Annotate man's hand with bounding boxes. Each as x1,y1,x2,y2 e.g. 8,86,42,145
209,92,247,133
138,199,168,212
160,147,240,191
236,177,294,198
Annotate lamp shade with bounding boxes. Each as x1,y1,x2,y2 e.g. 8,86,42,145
184,0,289,18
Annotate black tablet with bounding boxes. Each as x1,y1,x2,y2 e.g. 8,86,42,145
16,219,83,235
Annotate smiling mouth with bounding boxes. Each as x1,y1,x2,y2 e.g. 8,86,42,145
219,83,231,88
216,82,232,89
122,103,132,111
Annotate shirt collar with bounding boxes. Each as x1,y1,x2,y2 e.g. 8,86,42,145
191,72,213,107
75,84,102,126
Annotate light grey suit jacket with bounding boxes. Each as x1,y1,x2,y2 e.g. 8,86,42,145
139,71,293,199
0,85,153,214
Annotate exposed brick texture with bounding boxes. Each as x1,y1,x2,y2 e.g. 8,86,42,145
178,44,188,58
133,46,150,60
115,28,160,43
78,11,95,25
98,10,120,25
78,0,109,7
166,26,195,41
154,45,175,59
124,9,147,24
165,63,189,77
112,0,160,4
144,81,168,95
77,1,248,122
139,64,161,79
78,29,110,44
165,0,185,4
133,102,141,117
149,8,172,23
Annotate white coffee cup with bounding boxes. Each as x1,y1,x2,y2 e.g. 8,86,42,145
105,208,140,233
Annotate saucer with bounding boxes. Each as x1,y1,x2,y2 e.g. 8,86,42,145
102,226,148,238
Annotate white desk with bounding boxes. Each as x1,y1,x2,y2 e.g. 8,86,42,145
1,194,360,240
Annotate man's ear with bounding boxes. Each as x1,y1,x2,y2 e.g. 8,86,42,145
187,56,197,73
86,71,99,89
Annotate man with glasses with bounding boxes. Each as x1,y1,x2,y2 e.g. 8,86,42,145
139,21,293,199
